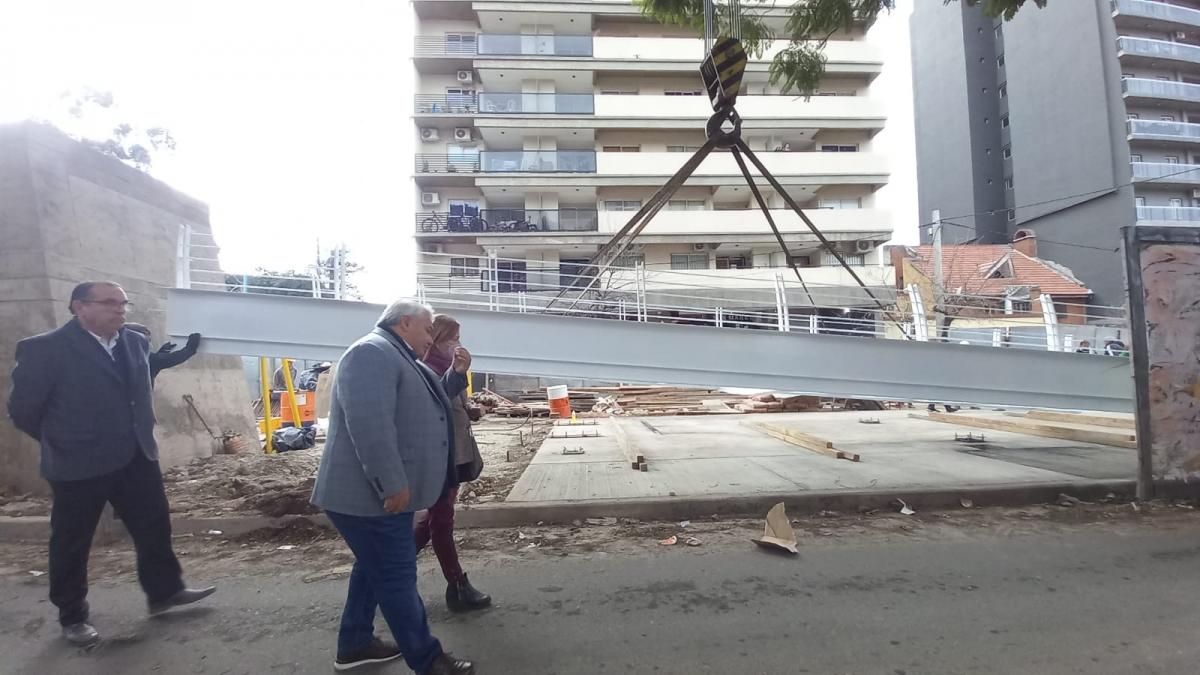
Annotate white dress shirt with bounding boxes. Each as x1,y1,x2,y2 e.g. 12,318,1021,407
89,330,119,359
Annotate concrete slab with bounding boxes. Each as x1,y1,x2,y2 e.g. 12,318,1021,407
506,410,1139,502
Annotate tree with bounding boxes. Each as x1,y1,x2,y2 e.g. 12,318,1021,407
44,88,177,172
637,0,1049,95
225,247,365,300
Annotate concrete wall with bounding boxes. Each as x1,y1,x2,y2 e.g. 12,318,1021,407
0,122,257,494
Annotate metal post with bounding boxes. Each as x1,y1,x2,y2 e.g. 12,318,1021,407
1039,293,1060,352
773,273,790,332
636,261,648,321
1121,226,1154,500
336,246,348,300
808,314,818,335
716,306,724,328
175,224,192,289
259,357,274,454
931,209,945,342
992,328,1002,348
488,252,499,311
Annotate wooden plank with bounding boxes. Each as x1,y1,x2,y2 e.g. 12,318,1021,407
608,419,644,471
911,413,1137,449
1023,410,1136,429
750,422,859,461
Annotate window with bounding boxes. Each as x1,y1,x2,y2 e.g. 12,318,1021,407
1012,300,1032,313
667,200,706,210
602,146,640,152
845,255,865,266
993,25,1002,39
1001,115,1010,128
1127,113,1139,120
820,144,859,152
1169,198,1184,207
819,198,861,209
1004,177,1014,190
999,83,1007,98
794,255,815,267
1131,153,1143,162
982,88,989,94
445,88,476,111
1135,196,1146,207
667,145,704,152
1166,155,1180,164
612,253,645,268
716,256,751,270
1002,146,1012,159
671,253,709,270
599,89,638,95
450,257,480,277
1162,115,1177,122
1007,209,1016,221
444,33,478,55
984,117,990,124
997,55,1005,68
664,90,703,96
604,200,642,211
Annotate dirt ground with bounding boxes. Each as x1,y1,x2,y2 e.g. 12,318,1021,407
0,417,553,520
2,497,1197,587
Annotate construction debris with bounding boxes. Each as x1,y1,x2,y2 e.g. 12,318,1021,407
898,499,916,516
751,502,799,554
751,422,861,462
915,412,1137,449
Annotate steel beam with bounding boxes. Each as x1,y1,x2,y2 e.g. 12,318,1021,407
167,289,1134,412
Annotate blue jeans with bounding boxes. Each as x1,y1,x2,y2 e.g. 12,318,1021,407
325,510,442,674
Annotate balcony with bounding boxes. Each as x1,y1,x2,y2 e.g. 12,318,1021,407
1113,0,1200,30
414,33,593,57
1136,204,1200,221
593,94,884,122
416,94,479,114
592,36,881,68
416,154,480,174
1128,118,1200,143
480,150,596,173
1122,77,1200,104
596,207,891,236
1131,161,1200,185
416,208,600,233
596,151,887,178
478,92,594,114
1117,36,1200,69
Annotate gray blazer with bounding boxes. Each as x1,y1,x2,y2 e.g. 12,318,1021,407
7,319,159,482
310,327,467,517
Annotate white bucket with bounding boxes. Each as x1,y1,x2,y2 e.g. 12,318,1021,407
546,385,571,417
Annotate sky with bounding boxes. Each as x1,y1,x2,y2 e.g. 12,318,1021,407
0,0,916,304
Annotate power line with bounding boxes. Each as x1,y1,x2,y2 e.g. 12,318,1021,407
936,219,1120,253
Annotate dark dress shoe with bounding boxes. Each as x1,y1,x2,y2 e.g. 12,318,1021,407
426,652,474,675
446,574,491,612
62,622,100,646
149,586,217,615
335,636,402,671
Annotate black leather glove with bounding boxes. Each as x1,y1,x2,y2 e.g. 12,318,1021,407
157,342,177,353
185,333,202,351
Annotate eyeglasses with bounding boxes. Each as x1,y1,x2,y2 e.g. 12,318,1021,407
84,300,135,311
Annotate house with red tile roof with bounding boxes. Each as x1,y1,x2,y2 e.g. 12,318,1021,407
892,230,1093,327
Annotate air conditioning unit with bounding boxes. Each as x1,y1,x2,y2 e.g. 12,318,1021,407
453,127,472,141
1177,31,1188,40
456,70,473,83
855,240,873,253
692,243,710,251
420,128,439,142
421,192,441,206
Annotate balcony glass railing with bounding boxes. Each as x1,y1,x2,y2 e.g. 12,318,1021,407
1122,77,1200,103
1113,0,1200,28
478,92,594,114
1130,161,1200,182
480,150,597,173
1128,118,1200,140
476,34,593,57
1136,205,1200,221
415,208,600,233
1118,36,1200,66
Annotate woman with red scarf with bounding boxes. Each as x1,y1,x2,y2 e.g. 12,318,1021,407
417,314,491,612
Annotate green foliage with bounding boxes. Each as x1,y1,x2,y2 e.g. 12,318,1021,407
637,0,1049,95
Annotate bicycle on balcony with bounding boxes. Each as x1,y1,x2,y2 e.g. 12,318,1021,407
494,217,540,232
420,212,489,233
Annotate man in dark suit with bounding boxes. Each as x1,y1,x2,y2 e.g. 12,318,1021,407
7,281,216,646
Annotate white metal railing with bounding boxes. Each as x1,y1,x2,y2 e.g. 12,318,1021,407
412,252,1130,353
1137,205,1200,221
1128,118,1200,141
1118,36,1200,65
1113,0,1200,29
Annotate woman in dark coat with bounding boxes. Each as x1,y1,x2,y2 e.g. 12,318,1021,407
417,314,491,611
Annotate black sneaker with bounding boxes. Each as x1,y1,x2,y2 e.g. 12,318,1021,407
335,637,402,671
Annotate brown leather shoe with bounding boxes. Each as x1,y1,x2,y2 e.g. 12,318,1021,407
426,652,475,675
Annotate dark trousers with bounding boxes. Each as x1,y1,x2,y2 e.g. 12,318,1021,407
48,453,183,626
413,487,463,583
326,510,443,674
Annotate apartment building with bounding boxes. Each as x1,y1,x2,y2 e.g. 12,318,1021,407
412,0,895,319
912,0,1200,307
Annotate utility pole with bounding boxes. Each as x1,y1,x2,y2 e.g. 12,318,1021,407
931,209,945,342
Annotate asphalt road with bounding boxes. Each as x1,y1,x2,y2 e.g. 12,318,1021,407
3,523,1199,675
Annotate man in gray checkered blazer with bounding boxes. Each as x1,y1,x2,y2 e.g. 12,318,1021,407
311,299,475,674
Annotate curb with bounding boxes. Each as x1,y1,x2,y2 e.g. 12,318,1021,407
4,479,1197,543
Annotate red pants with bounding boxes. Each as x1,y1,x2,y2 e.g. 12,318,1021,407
413,487,462,583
